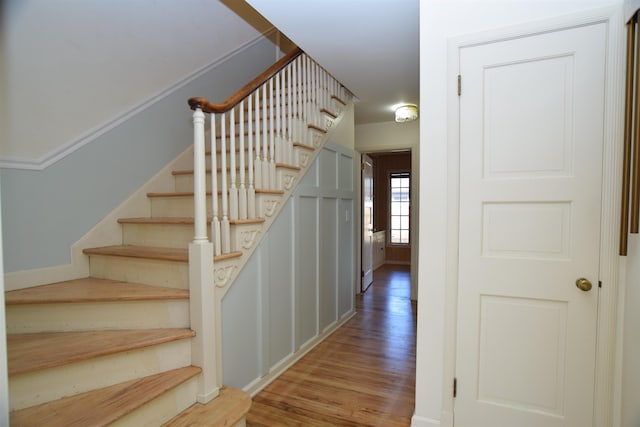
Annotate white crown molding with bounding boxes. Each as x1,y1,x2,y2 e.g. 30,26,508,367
0,28,276,171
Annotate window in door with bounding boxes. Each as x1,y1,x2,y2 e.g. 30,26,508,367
390,172,410,245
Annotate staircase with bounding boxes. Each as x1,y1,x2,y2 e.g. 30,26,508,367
5,48,351,426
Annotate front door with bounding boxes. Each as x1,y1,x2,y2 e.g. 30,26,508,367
455,22,606,426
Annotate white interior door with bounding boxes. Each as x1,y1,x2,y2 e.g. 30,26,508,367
362,154,374,292
455,22,606,427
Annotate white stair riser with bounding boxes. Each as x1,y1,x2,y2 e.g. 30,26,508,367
110,374,198,427
88,255,188,289
150,196,202,218
174,171,248,193
6,300,189,334
9,339,192,410
123,223,194,248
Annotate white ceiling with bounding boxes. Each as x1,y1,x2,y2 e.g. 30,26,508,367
244,0,420,124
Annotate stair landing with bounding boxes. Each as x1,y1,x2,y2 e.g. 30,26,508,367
164,387,251,427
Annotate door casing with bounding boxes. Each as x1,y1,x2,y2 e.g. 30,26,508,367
442,7,625,427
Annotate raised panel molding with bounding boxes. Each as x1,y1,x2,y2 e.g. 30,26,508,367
221,142,356,394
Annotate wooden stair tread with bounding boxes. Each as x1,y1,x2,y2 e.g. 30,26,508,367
255,189,285,195
172,167,250,176
8,328,195,376
164,386,251,427
119,216,265,226
5,278,188,305
118,216,197,225
147,191,209,198
230,218,265,225
275,163,301,171
83,245,242,263
10,366,201,427
308,124,327,133
215,251,244,262
148,190,284,197
84,245,190,262
332,95,347,105
172,163,298,175
320,108,338,119
292,141,315,151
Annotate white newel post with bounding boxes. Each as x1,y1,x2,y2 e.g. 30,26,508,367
189,108,219,403
192,109,208,244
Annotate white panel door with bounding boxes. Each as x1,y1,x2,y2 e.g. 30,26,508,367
456,23,606,427
362,154,374,292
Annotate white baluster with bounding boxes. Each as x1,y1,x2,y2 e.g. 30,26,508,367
238,101,247,220
228,109,239,221
314,63,320,126
286,62,295,165
254,90,263,190
292,60,298,145
192,108,208,244
210,114,221,256
262,84,270,189
324,69,329,112
247,93,256,218
284,66,292,165
275,68,282,164
269,78,277,189
220,114,231,253
306,57,312,127
297,56,305,145
309,62,318,126
280,68,287,163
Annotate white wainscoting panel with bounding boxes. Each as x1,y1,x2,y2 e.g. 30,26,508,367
221,142,356,391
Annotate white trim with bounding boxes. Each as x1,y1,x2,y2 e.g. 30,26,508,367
444,5,623,427
0,179,9,427
0,29,275,171
411,414,441,427
594,6,625,426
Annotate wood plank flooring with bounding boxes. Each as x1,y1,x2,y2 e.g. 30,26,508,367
247,264,416,426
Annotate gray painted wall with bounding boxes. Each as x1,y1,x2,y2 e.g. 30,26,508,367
1,37,277,272
222,141,355,390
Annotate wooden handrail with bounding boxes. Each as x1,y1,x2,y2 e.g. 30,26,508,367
188,48,303,114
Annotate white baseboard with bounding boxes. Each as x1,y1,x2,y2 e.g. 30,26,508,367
411,414,441,427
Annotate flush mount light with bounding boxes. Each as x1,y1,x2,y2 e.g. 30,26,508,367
394,104,418,123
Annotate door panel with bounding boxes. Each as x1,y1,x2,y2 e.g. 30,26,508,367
456,23,606,427
362,154,374,292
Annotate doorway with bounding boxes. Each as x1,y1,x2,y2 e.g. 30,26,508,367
360,150,414,295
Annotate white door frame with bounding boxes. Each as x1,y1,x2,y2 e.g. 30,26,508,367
442,7,625,427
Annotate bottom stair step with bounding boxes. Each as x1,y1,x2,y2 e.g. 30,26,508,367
164,386,252,427
10,366,201,427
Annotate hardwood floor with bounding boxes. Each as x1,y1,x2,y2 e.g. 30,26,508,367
247,264,416,426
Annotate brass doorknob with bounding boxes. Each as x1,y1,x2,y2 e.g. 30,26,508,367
576,278,592,292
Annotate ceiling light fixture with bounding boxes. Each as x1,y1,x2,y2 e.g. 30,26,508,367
394,104,418,123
